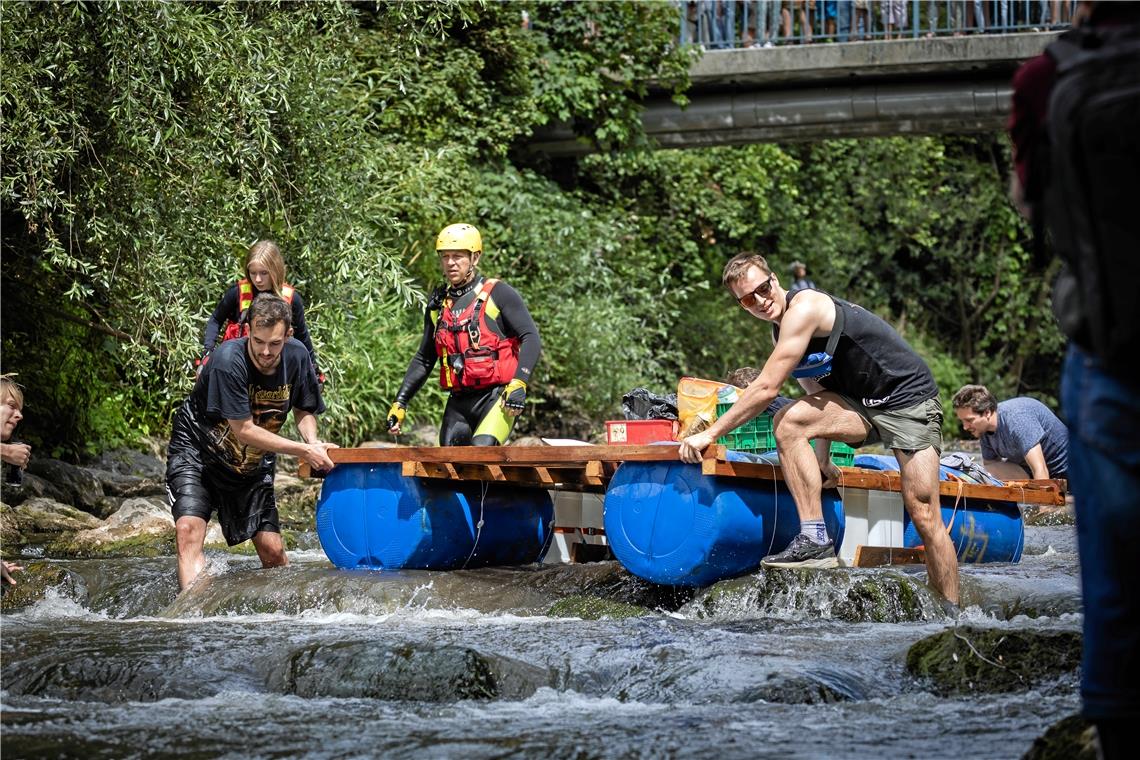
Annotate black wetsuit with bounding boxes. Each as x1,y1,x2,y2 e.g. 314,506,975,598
778,290,937,410
395,275,541,446
166,337,324,544
203,284,320,373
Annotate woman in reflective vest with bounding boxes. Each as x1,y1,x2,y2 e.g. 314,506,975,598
387,223,542,446
200,240,322,380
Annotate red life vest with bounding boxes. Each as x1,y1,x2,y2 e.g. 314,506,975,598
220,278,295,342
434,278,519,391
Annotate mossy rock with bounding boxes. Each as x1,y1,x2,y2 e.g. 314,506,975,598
547,594,652,620
1022,714,1099,760
45,531,176,558
907,625,1081,695
1,562,72,612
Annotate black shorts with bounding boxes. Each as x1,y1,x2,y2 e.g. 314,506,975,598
166,444,280,546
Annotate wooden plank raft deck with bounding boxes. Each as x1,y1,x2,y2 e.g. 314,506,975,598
302,444,1066,506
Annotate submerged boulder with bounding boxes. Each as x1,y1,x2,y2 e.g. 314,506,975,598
1022,714,1099,760
0,562,77,613
907,625,1081,695
547,594,652,620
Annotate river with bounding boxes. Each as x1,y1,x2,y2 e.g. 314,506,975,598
1,524,1080,759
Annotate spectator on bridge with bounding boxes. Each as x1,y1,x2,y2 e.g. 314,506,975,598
753,0,781,46
853,0,872,39
882,0,907,38
822,0,839,39
783,0,814,43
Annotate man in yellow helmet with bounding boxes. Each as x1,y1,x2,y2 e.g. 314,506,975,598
387,223,542,446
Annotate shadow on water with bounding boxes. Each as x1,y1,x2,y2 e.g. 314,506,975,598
1,526,1083,758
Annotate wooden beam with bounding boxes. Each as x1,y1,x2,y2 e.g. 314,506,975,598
327,444,680,466
700,459,1064,506
401,461,607,493
852,545,927,567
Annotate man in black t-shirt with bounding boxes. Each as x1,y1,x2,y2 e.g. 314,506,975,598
166,294,337,590
679,252,959,608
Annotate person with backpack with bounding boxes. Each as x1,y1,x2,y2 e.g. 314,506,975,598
1009,3,1140,755
386,223,541,447
200,240,322,383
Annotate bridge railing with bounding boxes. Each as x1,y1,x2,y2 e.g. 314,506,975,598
678,0,1075,48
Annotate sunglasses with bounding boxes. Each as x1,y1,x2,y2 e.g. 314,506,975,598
737,274,774,308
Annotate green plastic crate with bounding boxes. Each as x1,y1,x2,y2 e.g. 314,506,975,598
813,439,856,467
715,401,776,453
717,400,856,464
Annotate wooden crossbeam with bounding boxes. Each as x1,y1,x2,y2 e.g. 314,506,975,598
400,461,607,493
852,545,927,567
327,444,680,465
700,458,1064,506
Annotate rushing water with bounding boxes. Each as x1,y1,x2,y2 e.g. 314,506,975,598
1,525,1081,759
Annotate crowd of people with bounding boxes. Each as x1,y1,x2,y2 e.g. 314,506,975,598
683,0,1081,47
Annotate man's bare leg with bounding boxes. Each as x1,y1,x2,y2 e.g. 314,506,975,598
251,530,289,569
897,447,961,605
775,395,870,523
175,515,208,590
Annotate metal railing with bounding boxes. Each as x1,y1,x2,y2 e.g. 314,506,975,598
678,0,1076,47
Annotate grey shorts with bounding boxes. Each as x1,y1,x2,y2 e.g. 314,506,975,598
836,394,944,454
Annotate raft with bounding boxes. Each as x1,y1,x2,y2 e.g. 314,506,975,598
306,445,1062,582
316,462,554,570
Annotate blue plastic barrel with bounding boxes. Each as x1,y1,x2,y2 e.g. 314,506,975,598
316,462,554,570
853,454,1024,563
604,452,846,586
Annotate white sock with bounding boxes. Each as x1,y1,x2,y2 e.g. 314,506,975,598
800,520,829,544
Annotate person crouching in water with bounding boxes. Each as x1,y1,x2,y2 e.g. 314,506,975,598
167,293,337,590
387,223,541,445
200,239,323,384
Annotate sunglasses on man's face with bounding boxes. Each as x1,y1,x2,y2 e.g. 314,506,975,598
737,274,774,309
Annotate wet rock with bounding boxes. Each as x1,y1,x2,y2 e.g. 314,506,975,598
268,641,548,701
547,594,652,620
1,502,22,544
85,468,165,499
11,497,103,535
25,459,104,516
690,568,936,623
2,472,71,507
906,626,1081,695
1022,502,1076,527
529,562,695,612
274,471,322,529
84,447,165,479
0,562,75,612
1023,713,1099,760
734,672,854,705
50,497,176,558
94,495,125,519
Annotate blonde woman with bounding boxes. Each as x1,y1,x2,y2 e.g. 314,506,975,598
200,240,321,380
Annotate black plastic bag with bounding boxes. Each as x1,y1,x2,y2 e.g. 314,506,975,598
622,388,678,421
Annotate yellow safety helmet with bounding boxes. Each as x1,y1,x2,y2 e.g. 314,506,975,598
435,223,482,255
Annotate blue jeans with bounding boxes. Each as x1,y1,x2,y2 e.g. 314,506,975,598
1062,345,1140,724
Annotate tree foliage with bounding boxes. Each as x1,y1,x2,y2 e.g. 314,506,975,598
1,0,1062,456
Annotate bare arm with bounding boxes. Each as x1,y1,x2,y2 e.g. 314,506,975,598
679,292,830,462
227,415,337,471
1022,443,1050,480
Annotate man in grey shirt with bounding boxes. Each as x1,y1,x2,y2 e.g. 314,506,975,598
952,384,1068,481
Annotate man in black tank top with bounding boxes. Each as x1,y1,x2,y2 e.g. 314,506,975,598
678,253,959,607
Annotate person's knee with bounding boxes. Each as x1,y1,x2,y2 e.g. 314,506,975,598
253,533,288,567
773,403,811,444
175,517,206,552
471,434,502,447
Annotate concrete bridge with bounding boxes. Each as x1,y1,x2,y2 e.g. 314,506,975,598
528,33,1055,155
